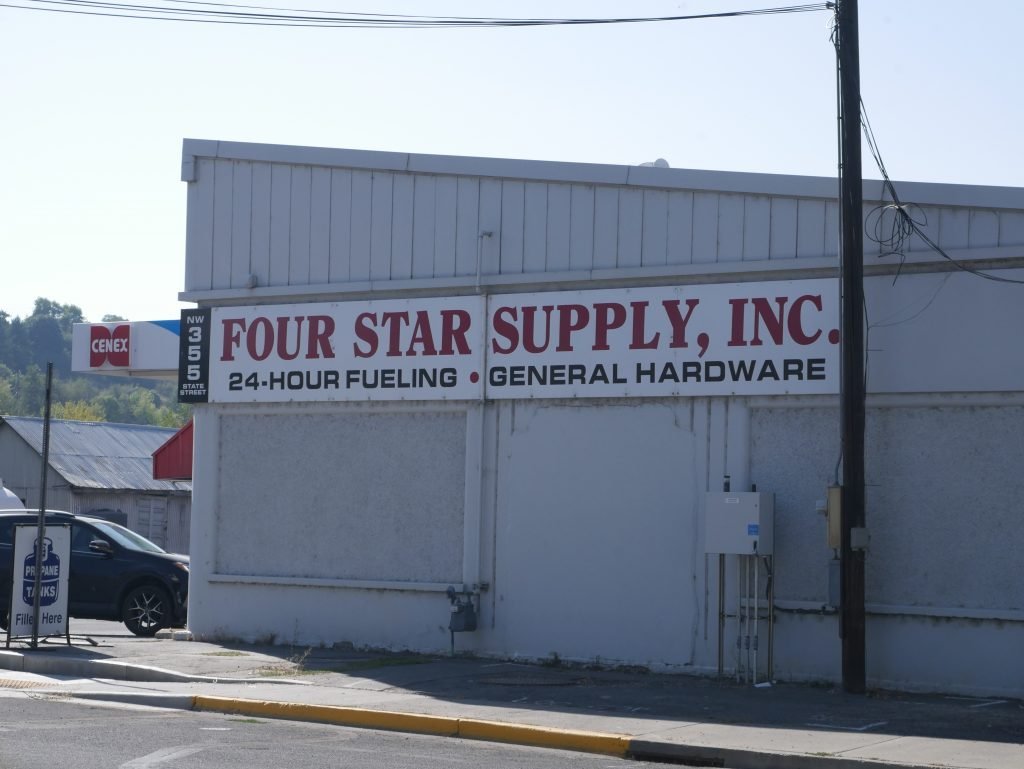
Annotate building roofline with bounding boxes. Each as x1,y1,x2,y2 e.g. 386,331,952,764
182,138,1024,210
2,415,176,433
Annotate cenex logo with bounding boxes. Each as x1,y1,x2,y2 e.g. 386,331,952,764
90,325,130,367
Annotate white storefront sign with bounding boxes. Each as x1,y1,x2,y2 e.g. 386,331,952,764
8,525,71,639
179,279,839,402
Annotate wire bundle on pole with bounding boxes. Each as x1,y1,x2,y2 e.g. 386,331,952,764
860,99,1024,286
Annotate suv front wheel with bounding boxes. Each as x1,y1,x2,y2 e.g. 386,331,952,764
122,584,171,637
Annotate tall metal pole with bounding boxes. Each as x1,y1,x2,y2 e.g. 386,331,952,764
31,362,54,650
835,0,866,694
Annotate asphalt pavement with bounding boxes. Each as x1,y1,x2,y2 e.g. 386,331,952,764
1,621,1021,768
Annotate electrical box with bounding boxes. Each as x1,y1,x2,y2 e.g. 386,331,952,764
826,485,842,550
704,492,774,555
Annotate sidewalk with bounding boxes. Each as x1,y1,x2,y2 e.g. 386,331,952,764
1,628,1021,768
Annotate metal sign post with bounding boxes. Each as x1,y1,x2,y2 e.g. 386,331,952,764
31,362,54,650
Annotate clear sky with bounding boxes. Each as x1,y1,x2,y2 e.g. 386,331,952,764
1,1,1020,323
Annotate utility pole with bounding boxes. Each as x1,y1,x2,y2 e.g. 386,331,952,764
835,0,867,694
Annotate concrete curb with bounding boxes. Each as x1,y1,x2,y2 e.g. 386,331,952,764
192,695,631,757
64,691,941,769
458,717,631,757
68,692,198,710
0,649,306,685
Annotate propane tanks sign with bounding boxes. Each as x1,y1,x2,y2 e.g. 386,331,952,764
8,525,70,638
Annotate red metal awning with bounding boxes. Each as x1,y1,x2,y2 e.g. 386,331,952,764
152,419,193,480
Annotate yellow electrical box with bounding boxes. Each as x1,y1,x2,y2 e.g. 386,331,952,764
827,485,842,550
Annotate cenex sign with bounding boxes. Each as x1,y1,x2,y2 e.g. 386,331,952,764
177,279,839,403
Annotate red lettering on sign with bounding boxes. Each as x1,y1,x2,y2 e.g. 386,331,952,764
522,306,555,354
555,304,589,352
728,295,824,347
491,307,518,355
306,316,336,359
629,301,660,350
220,316,337,362
593,303,626,351
788,294,824,345
662,298,700,349
489,299,697,355
247,317,274,361
439,310,472,355
354,309,474,359
353,312,378,358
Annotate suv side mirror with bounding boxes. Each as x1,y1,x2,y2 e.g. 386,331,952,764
89,539,114,556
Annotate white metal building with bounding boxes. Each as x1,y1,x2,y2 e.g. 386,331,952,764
178,139,1024,697
0,417,192,554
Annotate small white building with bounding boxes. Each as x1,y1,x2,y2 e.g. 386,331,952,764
176,139,1024,697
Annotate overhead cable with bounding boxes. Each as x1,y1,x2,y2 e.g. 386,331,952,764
0,0,834,28
860,98,1024,286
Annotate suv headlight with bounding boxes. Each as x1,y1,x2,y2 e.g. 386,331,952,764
173,562,189,573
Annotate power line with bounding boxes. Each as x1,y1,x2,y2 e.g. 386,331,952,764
0,0,833,28
860,98,1024,286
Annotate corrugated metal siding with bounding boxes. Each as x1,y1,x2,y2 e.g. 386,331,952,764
183,156,1024,295
72,491,137,521
2,418,192,493
0,427,49,507
41,487,72,512
166,496,190,555
2,420,192,554
72,491,191,554
137,495,168,549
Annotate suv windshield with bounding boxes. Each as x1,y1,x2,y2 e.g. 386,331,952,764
89,520,166,554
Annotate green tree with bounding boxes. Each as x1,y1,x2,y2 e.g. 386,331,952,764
125,388,160,425
0,377,15,415
0,301,190,428
155,403,191,428
4,318,29,372
26,315,66,374
0,311,9,367
52,400,105,421
55,375,99,404
91,390,128,423
26,298,82,377
12,365,47,416
30,298,84,333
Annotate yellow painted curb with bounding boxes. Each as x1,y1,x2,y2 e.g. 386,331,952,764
458,718,630,756
193,696,459,737
191,696,631,757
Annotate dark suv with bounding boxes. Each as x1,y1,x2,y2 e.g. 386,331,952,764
0,510,188,636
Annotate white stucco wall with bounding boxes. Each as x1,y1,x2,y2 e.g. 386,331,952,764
181,141,1024,697
489,401,701,666
751,401,1024,696
214,410,466,582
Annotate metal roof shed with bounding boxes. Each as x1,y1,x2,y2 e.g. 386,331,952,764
0,417,192,553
